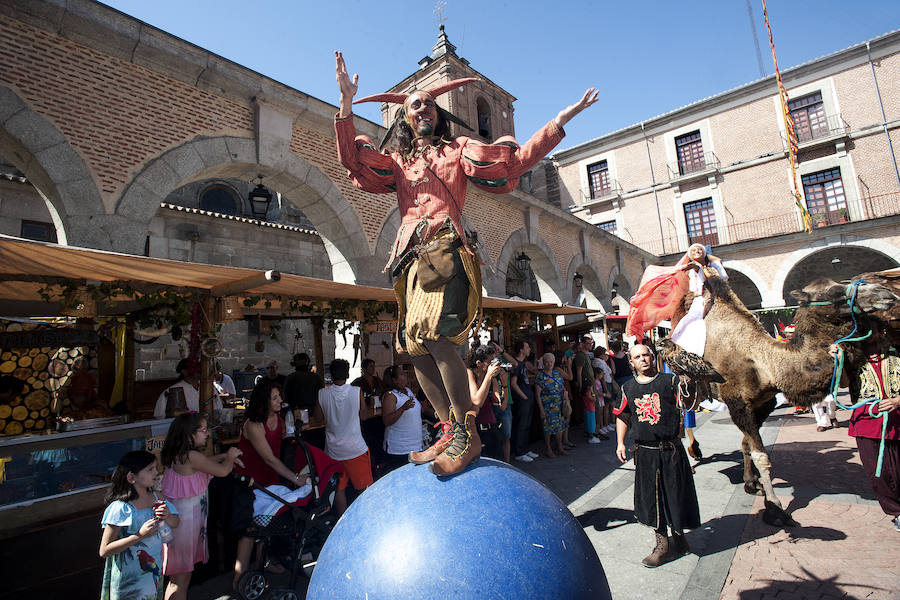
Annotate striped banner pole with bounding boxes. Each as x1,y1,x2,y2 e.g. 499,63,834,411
762,0,812,232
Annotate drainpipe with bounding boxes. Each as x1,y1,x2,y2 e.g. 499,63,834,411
641,122,666,254
866,41,900,191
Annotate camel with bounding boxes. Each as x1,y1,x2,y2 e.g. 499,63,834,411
676,275,897,526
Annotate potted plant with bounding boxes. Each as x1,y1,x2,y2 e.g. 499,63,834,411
835,207,849,223
811,212,827,228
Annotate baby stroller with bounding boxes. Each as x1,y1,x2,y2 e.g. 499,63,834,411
233,436,343,600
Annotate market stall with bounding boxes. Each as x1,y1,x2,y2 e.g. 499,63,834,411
0,234,597,536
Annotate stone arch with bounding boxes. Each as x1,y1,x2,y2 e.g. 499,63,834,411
565,254,607,310
722,260,768,309
493,228,563,303
763,238,900,306
607,265,634,316
0,85,106,247
778,242,900,305
114,136,369,283
724,268,763,309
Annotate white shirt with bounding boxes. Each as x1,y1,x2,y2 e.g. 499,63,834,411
153,380,222,418
383,387,423,455
214,373,236,396
593,358,613,384
317,383,368,461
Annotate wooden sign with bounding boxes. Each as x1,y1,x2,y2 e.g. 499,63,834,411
366,320,397,334
0,329,99,349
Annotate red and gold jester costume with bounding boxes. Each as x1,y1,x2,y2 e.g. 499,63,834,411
334,86,565,355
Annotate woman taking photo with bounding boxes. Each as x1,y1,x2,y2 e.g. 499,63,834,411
381,365,423,474
466,346,506,460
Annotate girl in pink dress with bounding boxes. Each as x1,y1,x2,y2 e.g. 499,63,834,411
160,413,243,600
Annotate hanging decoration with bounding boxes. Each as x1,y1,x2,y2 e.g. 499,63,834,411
761,0,812,232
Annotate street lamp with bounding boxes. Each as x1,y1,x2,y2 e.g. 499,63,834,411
610,283,618,302
515,251,531,273
249,175,273,221
573,272,584,289
831,257,842,271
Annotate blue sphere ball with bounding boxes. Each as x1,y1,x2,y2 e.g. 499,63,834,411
307,458,610,599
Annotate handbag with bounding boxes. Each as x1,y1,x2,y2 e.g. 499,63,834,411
416,235,461,291
562,398,572,421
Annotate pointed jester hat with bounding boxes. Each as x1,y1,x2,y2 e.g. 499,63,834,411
353,77,478,149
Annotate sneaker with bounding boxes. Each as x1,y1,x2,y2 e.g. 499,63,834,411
514,454,534,463
603,425,614,433
588,436,602,444
526,451,539,459
892,516,900,532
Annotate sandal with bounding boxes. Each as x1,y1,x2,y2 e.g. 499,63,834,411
816,425,832,432
565,442,577,449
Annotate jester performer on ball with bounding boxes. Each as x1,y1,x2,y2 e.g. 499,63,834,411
334,51,597,475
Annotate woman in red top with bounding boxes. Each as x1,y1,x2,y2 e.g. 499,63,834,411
233,380,310,587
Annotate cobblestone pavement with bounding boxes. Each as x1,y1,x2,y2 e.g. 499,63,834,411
718,406,900,600
191,396,900,599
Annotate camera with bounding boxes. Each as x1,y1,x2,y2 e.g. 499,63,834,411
490,357,513,371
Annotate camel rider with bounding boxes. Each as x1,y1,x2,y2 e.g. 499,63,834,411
615,344,701,567
669,244,727,355
334,51,598,476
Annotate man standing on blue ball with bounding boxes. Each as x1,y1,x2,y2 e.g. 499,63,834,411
614,344,700,567
334,51,598,475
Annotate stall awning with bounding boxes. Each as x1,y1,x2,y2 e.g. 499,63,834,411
0,235,595,318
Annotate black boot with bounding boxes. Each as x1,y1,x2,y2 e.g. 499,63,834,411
671,530,690,556
642,528,672,568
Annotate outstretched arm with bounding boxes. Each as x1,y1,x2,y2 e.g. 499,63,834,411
335,51,358,118
554,88,600,129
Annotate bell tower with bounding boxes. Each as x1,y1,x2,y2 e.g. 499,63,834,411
379,25,517,142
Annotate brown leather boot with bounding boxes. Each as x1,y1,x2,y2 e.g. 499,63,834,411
409,413,456,464
641,528,672,568
431,410,481,476
671,531,690,556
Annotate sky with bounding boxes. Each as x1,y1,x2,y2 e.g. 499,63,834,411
100,1,900,150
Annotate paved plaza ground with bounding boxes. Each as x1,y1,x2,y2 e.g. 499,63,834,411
193,392,900,599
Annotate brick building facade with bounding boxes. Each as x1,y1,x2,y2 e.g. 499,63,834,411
551,30,900,308
0,0,655,378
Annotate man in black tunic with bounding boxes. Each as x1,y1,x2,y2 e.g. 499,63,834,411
614,344,700,567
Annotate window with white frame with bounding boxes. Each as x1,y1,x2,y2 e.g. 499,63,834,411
675,130,705,175
802,167,848,227
587,161,610,199
596,220,617,235
788,92,828,142
683,198,718,246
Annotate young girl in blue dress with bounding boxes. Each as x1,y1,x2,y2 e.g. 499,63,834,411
99,450,180,600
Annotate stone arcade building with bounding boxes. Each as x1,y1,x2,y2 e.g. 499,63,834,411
0,0,653,378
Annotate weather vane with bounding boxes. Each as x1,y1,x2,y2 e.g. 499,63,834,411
434,0,447,25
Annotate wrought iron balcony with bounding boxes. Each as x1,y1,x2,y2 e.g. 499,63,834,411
783,113,849,150
667,151,720,181
579,179,623,211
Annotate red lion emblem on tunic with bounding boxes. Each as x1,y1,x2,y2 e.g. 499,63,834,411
635,392,661,425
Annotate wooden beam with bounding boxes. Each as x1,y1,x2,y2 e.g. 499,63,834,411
199,295,216,421
124,318,135,412
312,316,325,378
209,270,281,297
